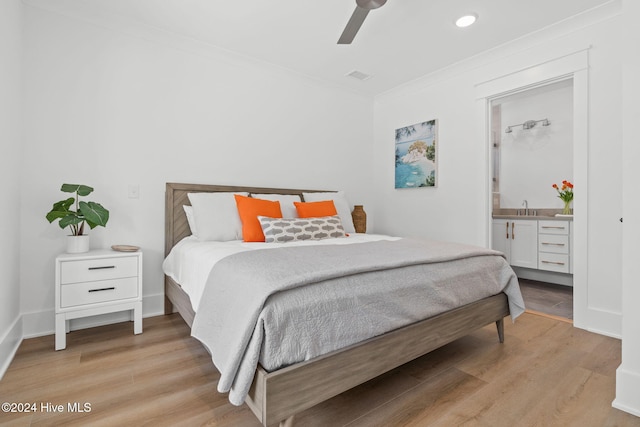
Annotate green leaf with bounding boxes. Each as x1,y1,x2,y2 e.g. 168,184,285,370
46,210,71,223
79,201,109,227
45,198,75,223
61,184,94,197
59,214,84,229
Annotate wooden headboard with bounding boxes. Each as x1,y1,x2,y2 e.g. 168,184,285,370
164,183,329,256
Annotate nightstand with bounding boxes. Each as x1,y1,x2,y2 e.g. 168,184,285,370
55,249,143,350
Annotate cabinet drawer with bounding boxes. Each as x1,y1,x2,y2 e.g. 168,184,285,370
60,277,139,308
538,234,569,254
538,220,570,235
60,256,138,284
538,253,570,273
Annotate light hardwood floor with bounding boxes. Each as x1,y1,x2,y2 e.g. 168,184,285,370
1,313,638,427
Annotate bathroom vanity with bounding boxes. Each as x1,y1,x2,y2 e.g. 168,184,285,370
492,213,573,286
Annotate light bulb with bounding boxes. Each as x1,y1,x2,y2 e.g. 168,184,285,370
456,14,477,28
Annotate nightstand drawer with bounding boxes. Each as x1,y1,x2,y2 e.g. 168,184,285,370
539,253,570,273
538,234,569,254
60,277,139,308
60,256,138,284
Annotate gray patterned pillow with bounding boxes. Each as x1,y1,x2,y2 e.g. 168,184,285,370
258,215,347,243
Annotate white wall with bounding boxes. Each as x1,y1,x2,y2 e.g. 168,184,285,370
497,80,574,210
0,0,24,378
20,5,374,336
615,0,640,417
372,5,624,336
373,71,485,243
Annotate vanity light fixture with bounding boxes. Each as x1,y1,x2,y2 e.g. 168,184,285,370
455,13,477,28
505,118,550,133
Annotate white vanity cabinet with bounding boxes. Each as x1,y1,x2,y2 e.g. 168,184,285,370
492,219,538,269
493,217,573,283
538,220,571,273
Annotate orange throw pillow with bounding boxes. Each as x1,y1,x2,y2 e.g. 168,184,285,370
294,200,337,218
234,195,283,242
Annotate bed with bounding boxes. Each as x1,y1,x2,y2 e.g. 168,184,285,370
163,182,524,427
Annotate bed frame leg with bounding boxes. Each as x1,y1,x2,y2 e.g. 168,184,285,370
279,415,295,427
164,295,174,315
496,318,505,343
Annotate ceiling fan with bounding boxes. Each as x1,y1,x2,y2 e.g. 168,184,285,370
337,0,387,44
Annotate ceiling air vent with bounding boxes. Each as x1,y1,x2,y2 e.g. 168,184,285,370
345,70,372,81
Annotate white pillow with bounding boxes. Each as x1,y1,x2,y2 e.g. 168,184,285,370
187,192,249,241
183,205,197,237
302,191,355,233
251,194,301,219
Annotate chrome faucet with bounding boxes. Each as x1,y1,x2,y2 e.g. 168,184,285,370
522,200,529,216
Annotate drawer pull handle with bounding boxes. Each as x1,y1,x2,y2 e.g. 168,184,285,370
541,226,565,229
541,260,566,266
541,242,566,246
88,287,116,293
88,266,116,270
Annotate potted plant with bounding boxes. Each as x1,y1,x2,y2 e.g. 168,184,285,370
46,184,110,253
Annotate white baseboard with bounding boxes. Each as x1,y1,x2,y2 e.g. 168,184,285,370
0,316,23,380
614,367,640,417
573,305,622,339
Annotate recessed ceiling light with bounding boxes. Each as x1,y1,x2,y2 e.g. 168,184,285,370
455,13,478,28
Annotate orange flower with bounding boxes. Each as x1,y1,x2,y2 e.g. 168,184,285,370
552,180,574,203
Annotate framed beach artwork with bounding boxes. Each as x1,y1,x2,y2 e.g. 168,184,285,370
395,119,438,188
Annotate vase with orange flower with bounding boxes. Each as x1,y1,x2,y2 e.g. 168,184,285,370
553,180,574,215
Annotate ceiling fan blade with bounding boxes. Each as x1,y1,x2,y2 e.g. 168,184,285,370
337,7,370,44
356,0,386,9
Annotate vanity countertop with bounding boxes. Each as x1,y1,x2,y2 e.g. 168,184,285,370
492,208,573,221
492,214,573,221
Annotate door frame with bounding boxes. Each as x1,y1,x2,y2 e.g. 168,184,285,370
475,48,590,329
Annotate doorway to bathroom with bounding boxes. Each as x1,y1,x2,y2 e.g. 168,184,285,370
477,48,602,331
489,78,574,320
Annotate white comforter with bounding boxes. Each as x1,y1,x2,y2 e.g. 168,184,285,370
162,233,400,310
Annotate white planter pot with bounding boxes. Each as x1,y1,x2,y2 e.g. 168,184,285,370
67,235,90,253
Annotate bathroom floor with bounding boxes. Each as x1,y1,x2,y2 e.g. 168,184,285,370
518,278,573,320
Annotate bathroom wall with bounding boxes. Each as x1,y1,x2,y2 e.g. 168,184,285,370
494,79,574,210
